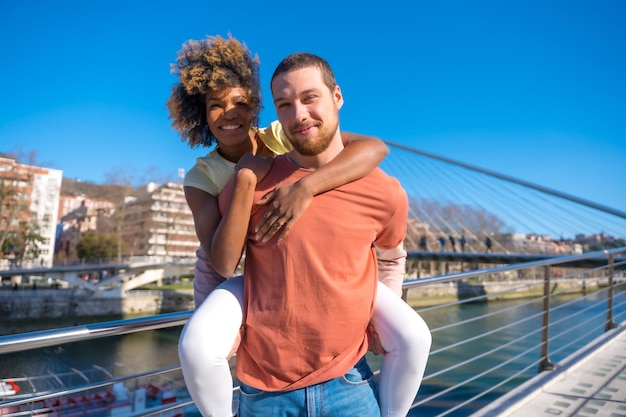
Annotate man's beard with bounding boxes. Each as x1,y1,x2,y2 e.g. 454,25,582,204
287,120,338,156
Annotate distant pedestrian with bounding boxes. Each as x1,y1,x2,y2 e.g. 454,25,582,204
419,236,428,251
460,235,467,252
449,236,456,252
485,237,493,253
439,236,446,251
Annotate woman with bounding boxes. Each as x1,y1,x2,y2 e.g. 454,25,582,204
167,34,431,417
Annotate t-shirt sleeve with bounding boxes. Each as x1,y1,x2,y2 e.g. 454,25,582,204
184,163,221,196
256,120,293,155
376,178,409,250
183,151,236,196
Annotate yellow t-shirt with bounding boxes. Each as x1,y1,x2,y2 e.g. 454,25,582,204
183,121,291,196
254,120,293,155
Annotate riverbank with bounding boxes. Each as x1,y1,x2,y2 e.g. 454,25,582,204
1,278,599,325
0,288,194,324
405,278,601,307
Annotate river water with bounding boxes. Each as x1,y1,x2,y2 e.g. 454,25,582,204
0,293,617,416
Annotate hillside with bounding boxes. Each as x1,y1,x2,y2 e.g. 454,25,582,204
60,178,139,202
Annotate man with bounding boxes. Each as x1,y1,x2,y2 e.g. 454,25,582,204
216,53,412,416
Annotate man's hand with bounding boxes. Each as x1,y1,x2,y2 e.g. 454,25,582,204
366,323,386,355
255,181,313,242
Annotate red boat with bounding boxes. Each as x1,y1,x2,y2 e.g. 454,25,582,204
0,367,189,417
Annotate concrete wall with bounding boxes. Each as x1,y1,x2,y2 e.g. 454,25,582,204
1,278,598,321
0,289,194,321
404,278,597,307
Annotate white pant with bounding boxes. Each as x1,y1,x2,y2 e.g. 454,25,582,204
178,277,431,417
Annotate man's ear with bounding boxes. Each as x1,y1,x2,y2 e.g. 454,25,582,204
334,85,344,110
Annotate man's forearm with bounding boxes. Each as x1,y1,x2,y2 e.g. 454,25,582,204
297,135,387,196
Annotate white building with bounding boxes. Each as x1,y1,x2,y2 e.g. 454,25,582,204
0,156,62,268
119,182,198,261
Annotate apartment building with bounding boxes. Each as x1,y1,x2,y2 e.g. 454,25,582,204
56,196,116,262
120,182,198,260
1,158,198,266
0,156,62,268
58,194,116,221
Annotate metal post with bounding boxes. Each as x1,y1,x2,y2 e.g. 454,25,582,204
605,254,618,331
538,265,555,372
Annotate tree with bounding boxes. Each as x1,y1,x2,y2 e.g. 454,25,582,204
0,150,47,264
103,167,137,263
0,169,21,255
76,232,122,261
13,218,45,262
404,196,513,253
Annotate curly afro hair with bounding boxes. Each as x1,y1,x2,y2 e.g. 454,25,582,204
167,34,261,148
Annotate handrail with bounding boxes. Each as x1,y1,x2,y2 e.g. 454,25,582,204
0,311,191,355
0,248,623,356
403,247,625,288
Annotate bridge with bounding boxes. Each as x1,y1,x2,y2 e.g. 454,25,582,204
1,142,625,416
0,260,194,296
381,142,626,254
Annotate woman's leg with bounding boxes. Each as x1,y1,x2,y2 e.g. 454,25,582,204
192,247,227,307
179,275,244,417
371,281,432,417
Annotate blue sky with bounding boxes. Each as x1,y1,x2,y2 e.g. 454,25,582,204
1,0,625,211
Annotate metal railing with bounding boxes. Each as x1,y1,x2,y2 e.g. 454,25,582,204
402,247,626,416
1,247,625,417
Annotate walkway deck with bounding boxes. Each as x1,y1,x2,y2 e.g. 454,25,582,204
472,322,626,417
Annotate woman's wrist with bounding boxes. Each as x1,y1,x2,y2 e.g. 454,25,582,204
235,167,259,186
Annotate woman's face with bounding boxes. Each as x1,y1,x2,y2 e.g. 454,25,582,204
205,87,254,149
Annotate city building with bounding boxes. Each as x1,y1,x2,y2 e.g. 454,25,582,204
0,155,62,268
58,194,116,221
117,182,198,260
55,196,116,262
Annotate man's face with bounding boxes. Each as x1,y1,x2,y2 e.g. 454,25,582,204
271,67,343,156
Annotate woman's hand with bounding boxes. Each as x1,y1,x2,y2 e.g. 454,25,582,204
366,323,386,355
227,328,243,360
235,152,273,183
254,181,314,242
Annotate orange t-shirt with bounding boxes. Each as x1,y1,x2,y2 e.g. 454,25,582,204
220,155,408,391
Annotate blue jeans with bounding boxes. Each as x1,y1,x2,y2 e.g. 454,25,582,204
238,356,380,417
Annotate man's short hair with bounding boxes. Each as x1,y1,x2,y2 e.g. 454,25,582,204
270,52,337,93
